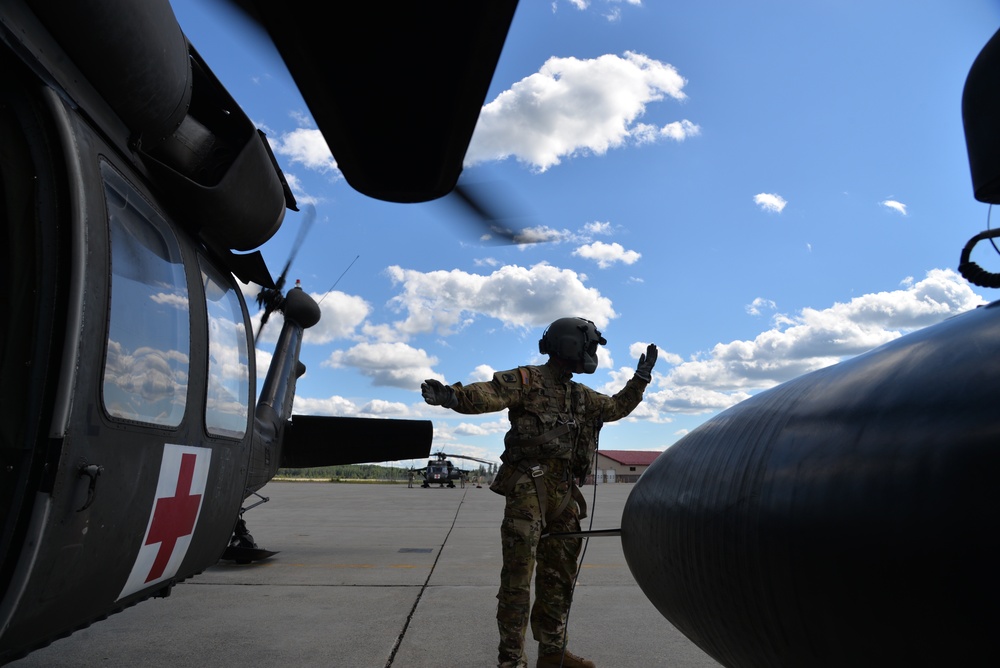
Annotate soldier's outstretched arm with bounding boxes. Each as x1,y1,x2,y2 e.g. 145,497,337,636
421,379,458,408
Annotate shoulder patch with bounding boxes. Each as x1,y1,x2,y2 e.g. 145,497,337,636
494,367,529,388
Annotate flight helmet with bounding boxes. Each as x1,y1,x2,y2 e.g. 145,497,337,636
538,317,607,374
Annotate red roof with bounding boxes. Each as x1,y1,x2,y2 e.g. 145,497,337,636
598,450,662,466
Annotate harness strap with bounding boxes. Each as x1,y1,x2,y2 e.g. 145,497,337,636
499,459,583,533
506,421,573,449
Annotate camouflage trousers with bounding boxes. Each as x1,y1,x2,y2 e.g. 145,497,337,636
496,460,582,668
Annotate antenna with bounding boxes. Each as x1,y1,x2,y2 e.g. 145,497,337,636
318,254,360,305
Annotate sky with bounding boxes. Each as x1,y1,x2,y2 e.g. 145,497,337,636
171,0,1000,470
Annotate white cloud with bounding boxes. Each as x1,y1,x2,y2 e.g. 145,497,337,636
663,268,986,396
583,221,614,236
466,52,698,171
292,394,360,417
453,419,508,437
632,120,701,144
645,385,753,415
572,241,641,268
247,289,371,346
291,394,416,419
746,297,777,316
304,291,371,344
383,263,617,336
754,193,787,213
560,0,643,14
470,364,496,382
881,199,908,215
281,173,320,207
322,341,439,389
270,127,339,175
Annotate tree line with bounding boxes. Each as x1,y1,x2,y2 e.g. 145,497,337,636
277,464,410,481
276,463,494,482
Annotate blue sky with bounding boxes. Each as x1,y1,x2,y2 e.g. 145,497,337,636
172,1,1000,469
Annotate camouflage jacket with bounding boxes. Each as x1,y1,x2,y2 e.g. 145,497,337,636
448,359,649,476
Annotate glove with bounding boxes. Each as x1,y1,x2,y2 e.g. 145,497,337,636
635,343,657,382
421,379,458,408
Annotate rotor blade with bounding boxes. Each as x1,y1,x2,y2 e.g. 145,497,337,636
274,203,316,290
254,310,269,346
450,182,545,245
442,453,496,465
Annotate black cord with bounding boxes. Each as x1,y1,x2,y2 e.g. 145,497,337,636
555,432,601,667
958,204,1000,288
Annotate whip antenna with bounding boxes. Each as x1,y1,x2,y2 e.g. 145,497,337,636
318,254,360,305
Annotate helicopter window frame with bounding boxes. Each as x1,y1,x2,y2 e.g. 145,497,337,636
199,256,251,440
100,162,190,428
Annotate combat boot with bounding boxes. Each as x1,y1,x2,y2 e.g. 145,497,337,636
536,649,595,668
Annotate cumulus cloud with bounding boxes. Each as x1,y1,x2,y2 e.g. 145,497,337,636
881,199,907,215
322,341,439,389
746,297,777,316
560,0,643,16
754,193,787,213
584,221,614,236
645,385,753,415
572,241,641,268
466,51,698,171
470,364,496,382
452,419,509,437
663,268,986,395
269,127,339,174
248,289,371,346
383,263,617,336
304,291,371,344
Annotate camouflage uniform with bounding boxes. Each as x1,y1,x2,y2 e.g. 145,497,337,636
446,359,649,668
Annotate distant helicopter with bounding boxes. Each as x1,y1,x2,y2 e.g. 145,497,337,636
410,452,496,488
0,0,518,662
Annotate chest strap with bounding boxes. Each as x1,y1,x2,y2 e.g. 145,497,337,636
506,421,574,449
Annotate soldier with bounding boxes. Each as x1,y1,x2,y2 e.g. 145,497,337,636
421,317,657,668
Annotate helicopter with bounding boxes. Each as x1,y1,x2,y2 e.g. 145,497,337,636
411,452,496,489
0,0,519,662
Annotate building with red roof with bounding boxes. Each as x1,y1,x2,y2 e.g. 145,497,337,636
592,449,663,483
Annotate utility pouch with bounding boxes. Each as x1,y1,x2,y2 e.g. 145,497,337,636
489,463,516,496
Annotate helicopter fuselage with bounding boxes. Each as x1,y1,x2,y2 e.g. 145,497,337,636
0,1,434,661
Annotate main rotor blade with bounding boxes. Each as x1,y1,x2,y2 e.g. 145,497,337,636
451,182,543,245
275,203,316,290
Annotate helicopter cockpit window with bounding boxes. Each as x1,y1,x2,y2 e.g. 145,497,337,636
200,258,250,439
101,164,189,427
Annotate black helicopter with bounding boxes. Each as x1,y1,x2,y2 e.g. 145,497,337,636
411,452,496,489
0,0,519,662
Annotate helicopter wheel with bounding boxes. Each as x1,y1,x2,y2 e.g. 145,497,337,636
221,518,278,564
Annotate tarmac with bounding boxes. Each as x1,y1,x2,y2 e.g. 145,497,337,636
9,481,722,668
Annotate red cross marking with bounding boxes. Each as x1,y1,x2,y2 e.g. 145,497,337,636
144,452,202,583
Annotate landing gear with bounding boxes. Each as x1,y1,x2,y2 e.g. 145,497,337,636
220,492,278,564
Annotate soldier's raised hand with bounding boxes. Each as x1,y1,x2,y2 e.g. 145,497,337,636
421,378,458,408
635,343,657,382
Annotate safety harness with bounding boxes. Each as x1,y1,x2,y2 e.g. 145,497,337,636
495,420,589,533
